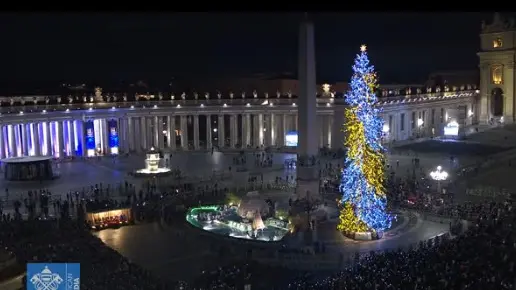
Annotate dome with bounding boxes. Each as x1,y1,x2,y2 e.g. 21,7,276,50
237,198,269,219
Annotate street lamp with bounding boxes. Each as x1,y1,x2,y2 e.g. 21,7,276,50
430,165,448,194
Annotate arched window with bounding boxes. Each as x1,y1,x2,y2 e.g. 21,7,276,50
493,37,503,48
492,65,503,84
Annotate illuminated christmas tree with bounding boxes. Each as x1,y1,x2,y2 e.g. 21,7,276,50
337,202,367,233
337,45,392,234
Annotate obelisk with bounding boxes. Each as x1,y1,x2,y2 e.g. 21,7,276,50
296,16,320,201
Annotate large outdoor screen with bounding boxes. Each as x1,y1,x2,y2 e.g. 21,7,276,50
285,131,298,147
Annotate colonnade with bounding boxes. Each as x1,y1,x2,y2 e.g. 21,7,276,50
120,113,334,153
0,101,472,159
0,119,118,159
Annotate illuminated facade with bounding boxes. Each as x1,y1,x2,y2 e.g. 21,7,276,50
0,87,476,158
478,13,516,124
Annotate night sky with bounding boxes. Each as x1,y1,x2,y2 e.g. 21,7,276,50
1,12,495,89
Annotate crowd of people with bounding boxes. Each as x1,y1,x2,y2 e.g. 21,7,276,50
288,200,515,289
1,146,515,290
0,219,172,290
183,200,515,290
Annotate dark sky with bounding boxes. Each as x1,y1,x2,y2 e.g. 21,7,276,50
1,12,493,87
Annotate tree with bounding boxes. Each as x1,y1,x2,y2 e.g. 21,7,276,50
337,45,393,233
337,202,367,233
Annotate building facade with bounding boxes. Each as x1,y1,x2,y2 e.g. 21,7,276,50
0,85,476,159
478,13,516,124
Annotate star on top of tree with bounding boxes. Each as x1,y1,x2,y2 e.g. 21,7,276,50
360,44,367,52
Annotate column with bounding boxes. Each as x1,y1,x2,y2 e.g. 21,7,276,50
58,121,64,158
271,113,277,146
154,116,160,149
80,121,86,156
332,109,345,149
100,119,107,154
327,115,332,147
158,117,164,149
126,117,133,152
134,118,141,152
218,114,225,148
206,115,212,149
165,116,172,149
69,120,76,156
180,115,188,150
121,118,130,154
9,125,16,157
230,114,237,148
275,114,282,147
258,113,264,146
20,123,28,156
0,125,4,159
281,114,288,146
245,114,251,147
266,114,273,146
193,115,200,150
167,116,176,150
140,117,147,150
146,117,153,149
253,114,259,147
117,118,124,153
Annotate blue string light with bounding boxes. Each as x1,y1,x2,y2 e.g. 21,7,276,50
339,46,392,232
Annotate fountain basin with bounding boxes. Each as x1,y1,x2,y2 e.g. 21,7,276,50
131,147,173,178
186,205,290,242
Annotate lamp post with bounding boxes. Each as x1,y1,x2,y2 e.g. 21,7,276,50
430,165,448,194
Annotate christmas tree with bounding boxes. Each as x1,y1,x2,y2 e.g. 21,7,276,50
337,201,367,233
337,45,392,233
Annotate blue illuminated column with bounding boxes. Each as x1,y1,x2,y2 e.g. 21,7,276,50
85,120,96,157
44,122,52,157
0,126,5,159
14,124,21,157
8,125,16,157
78,120,86,157
108,119,119,155
50,122,58,158
0,125,4,159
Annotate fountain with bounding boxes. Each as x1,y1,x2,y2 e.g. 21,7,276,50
132,147,172,177
186,204,290,242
